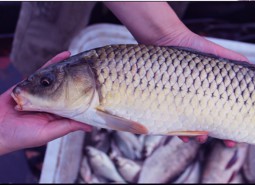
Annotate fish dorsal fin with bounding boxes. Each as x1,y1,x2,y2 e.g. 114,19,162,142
95,109,148,135
169,46,253,71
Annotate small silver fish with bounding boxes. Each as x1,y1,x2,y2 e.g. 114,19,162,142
143,135,166,157
86,146,125,182
77,177,85,184
109,140,123,159
138,137,199,183
229,173,244,184
114,156,141,183
138,135,146,146
90,128,110,143
173,160,200,184
243,145,255,183
93,129,111,153
201,141,248,183
88,174,108,184
113,131,142,160
80,156,92,183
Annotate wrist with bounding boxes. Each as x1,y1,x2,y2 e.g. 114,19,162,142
105,2,189,45
149,22,192,46
136,14,190,45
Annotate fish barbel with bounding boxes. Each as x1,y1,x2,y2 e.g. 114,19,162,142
11,44,255,143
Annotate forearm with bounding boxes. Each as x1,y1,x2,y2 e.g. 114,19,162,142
104,2,189,44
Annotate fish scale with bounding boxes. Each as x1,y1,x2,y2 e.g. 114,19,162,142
91,44,255,142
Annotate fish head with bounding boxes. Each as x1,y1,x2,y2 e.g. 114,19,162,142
11,60,96,118
86,146,103,160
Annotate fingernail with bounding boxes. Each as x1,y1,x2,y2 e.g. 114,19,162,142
179,136,189,143
224,140,236,148
196,135,208,144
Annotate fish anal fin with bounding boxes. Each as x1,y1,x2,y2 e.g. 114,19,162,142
166,131,208,136
95,109,148,135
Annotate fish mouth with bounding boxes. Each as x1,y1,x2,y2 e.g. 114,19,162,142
11,88,30,111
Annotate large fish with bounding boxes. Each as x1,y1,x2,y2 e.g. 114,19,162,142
11,44,255,143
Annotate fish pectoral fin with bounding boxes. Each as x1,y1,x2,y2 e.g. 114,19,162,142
166,131,208,136
95,109,148,134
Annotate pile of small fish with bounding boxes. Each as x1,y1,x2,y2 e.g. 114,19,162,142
75,128,254,184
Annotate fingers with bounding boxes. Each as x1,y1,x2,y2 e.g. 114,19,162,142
191,33,248,62
38,119,92,145
178,135,237,148
153,28,249,63
195,135,208,144
223,140,237,148
178,135,208,144
178,136,190,143
42,51,71,68
203,37,248,62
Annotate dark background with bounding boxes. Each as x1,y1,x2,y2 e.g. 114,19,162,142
0,1,255,183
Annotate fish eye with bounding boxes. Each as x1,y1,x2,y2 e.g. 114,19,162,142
40,77,52,87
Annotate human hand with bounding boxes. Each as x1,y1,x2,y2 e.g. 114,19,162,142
0,52,92,155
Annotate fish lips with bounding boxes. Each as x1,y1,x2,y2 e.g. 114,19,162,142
11,86,32,111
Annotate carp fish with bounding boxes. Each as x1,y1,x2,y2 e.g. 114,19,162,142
11,44,255,144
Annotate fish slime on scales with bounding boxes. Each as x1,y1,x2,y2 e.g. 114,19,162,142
11,44,255,144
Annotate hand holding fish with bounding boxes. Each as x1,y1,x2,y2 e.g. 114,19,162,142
3,2,250,155
0,52,91,155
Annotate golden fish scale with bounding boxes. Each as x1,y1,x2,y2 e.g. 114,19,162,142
91,44,255,143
